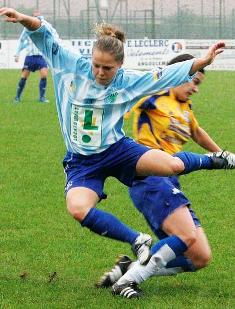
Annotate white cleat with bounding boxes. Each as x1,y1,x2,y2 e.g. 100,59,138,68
132,233,152,265
207,151,235,169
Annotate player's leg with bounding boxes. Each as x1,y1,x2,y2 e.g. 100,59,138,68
66,186,151,263
96,177,211,292
157,207,211,270
183,226,211,270
67,186,138,242
39,66,49,103
15,69,30,102
111,206,196,298
113,206,193,285
136,149,235,176
136,149,184,176
96,175,189,287
64,149,152,264
126,227,211,277
111,207,212,298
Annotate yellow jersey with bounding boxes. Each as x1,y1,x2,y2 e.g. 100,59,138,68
132,89,199,155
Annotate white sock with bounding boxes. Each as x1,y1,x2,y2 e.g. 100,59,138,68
117,244,176,285
154,267,184,276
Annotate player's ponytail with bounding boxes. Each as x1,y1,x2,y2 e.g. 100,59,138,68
93,23,125,63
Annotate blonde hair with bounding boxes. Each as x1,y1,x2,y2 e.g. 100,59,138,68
93,23,125,62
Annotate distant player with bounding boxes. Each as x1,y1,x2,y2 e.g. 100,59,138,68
14,11,49,103
96,55,235,298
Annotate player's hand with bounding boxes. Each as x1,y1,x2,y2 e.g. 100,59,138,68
0,7,23,23
14,55,19,62
204,41,225,65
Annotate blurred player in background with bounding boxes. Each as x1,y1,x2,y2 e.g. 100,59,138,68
1,7,234,287
96,55,231,298
14,10,49,103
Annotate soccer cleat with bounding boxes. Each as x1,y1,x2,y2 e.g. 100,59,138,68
132,233,152,265
95,255,133,288
207,151,235,169
14,96,21,103
112,281,143,299
39,97,49,103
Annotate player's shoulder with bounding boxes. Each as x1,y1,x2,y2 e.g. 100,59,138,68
137,90,169,110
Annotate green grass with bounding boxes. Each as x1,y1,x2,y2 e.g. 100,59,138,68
0,70,234,308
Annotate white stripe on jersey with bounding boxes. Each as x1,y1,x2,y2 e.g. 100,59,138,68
15,28,42,56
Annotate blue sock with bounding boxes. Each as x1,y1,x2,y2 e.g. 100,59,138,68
16,77,26,98
166,255,196,272
81,208,139,244
174,151,213,174
39,78,47,98
151,235,187,256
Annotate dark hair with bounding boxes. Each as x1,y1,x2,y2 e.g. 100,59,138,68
92,23,125,62
168,53,205,74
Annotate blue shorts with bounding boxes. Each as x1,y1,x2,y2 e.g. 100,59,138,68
129,175,201,239
23,55,47,72
63,137,150,199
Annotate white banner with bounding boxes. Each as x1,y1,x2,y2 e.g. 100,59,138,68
0,40,27,69
1,39,235,70
185,40,235,70
70,38,185,69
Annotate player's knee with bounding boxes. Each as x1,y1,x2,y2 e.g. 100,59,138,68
194,249,212,270
171,158,185,175
66,197,91,222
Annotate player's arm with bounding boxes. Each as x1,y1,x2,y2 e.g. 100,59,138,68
191,126,221,152
0,7,79,72
0,7,40,30
130,41,225,97
190,41,225,74
126,60,194,105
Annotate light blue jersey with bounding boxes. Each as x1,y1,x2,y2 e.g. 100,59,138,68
15,27,42,57
28,20,194,155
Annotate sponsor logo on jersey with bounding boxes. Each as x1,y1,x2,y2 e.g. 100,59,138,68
106,92,118,103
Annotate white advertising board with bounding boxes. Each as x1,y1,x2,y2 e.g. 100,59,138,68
185,40,235,70
70,38,185,69
1,39,235,70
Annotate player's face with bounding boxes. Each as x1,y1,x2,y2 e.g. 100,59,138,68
176,72,204,102
92,49,123,86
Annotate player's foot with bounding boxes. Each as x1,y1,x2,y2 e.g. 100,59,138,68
112,281,143,299
39,97,49,103
14,97,21,103
95,255,133,288
132,233,152,265
207,151,235,169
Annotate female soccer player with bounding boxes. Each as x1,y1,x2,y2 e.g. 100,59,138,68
1,7,234,269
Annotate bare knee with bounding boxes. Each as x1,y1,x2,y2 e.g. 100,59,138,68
193,249,212,270
66,200,90,222
171,157,185,174
66,188,98,222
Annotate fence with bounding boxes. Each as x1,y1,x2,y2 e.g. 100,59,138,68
0,0,234,39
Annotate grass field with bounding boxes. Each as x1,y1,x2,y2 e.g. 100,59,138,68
0,70,234,308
